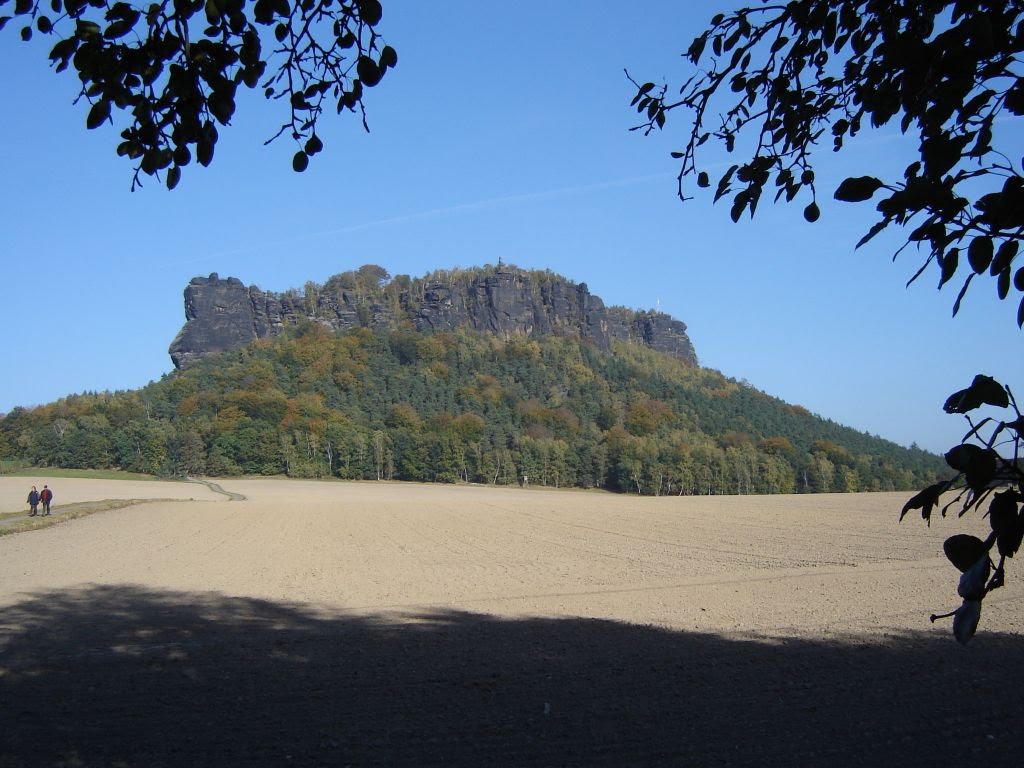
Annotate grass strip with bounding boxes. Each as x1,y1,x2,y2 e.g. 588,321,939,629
0,498,179,536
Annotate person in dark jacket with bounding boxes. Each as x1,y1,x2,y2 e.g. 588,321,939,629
27,486,39,516
40,485,53,516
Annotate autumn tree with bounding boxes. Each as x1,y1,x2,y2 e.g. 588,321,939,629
0,0,396,188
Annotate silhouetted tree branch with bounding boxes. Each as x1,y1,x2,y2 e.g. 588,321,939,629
0,0,396,188
628,0,1024,326
629,1,1024,642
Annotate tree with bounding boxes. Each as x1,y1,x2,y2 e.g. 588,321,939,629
628,0,1024,642
629,0,1024,326
1,0,396,189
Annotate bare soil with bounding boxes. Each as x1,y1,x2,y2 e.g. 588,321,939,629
1,478,1021,766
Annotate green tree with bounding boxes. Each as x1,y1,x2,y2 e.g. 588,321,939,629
169,427,207,476
630,0,1024,325
1,0,396,188
112,419,169,474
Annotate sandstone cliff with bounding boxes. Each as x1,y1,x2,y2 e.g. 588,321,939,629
168,265,698,369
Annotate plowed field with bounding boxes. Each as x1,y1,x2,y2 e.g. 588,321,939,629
1,478,1021,766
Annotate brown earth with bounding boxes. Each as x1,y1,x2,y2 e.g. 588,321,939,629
1,478,1022,766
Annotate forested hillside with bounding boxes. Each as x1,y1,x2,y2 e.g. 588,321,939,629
0,322,944,494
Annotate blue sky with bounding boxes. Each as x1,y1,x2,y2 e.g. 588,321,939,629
1,1,1021,454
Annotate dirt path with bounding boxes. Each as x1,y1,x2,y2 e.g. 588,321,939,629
0,479,1021,766
186,476,247,501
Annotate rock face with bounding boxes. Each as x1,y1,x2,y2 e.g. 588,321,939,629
168,275,261,369
414,271,611,347
168,267,698,369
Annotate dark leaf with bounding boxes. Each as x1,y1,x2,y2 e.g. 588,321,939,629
965,448,999,492
714,165,737,202
166,165,181,191
205,0,222,24
103,14,138,40
86,99,110,130
991,241,1018,276
968,236,994,274
729,197,744,223
173,145,191,166
943,534,989,573
938,247,959,288
855,220,888,249
357,0,383,26
900,481,948,523
686,34,707,62
944,443,983,472
951,272,974,316
943,374,1009,413
208,92,235,125
304,134,323,155
140,150,160,175
356,56,382,87
990,491,1023,558
253,0,274,24
380,45,398,69
197,127,216,167
998,269,1011,300
834,176,883,202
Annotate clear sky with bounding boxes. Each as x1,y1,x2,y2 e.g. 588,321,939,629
1,1,1021,454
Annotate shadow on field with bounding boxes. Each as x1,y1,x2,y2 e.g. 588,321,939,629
1,585,1022,767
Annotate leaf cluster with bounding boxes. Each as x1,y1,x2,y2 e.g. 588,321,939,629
0,0,396,188
902,373,1024,642
629,0,1024,326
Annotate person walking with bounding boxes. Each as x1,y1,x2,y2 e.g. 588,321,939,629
40,485,53,516
27,486,39,516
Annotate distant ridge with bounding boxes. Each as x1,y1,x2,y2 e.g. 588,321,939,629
0,267,945,494
169,264,698,369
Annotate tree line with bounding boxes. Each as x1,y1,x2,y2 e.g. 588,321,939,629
0,323,944,494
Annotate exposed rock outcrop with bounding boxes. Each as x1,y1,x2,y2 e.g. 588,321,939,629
168,266,698,369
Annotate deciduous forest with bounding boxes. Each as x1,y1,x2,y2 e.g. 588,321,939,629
1,317,943,495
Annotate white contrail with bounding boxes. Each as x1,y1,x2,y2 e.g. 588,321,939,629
161,171,674,267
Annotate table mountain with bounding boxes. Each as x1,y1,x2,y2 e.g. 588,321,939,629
169,264,698,369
